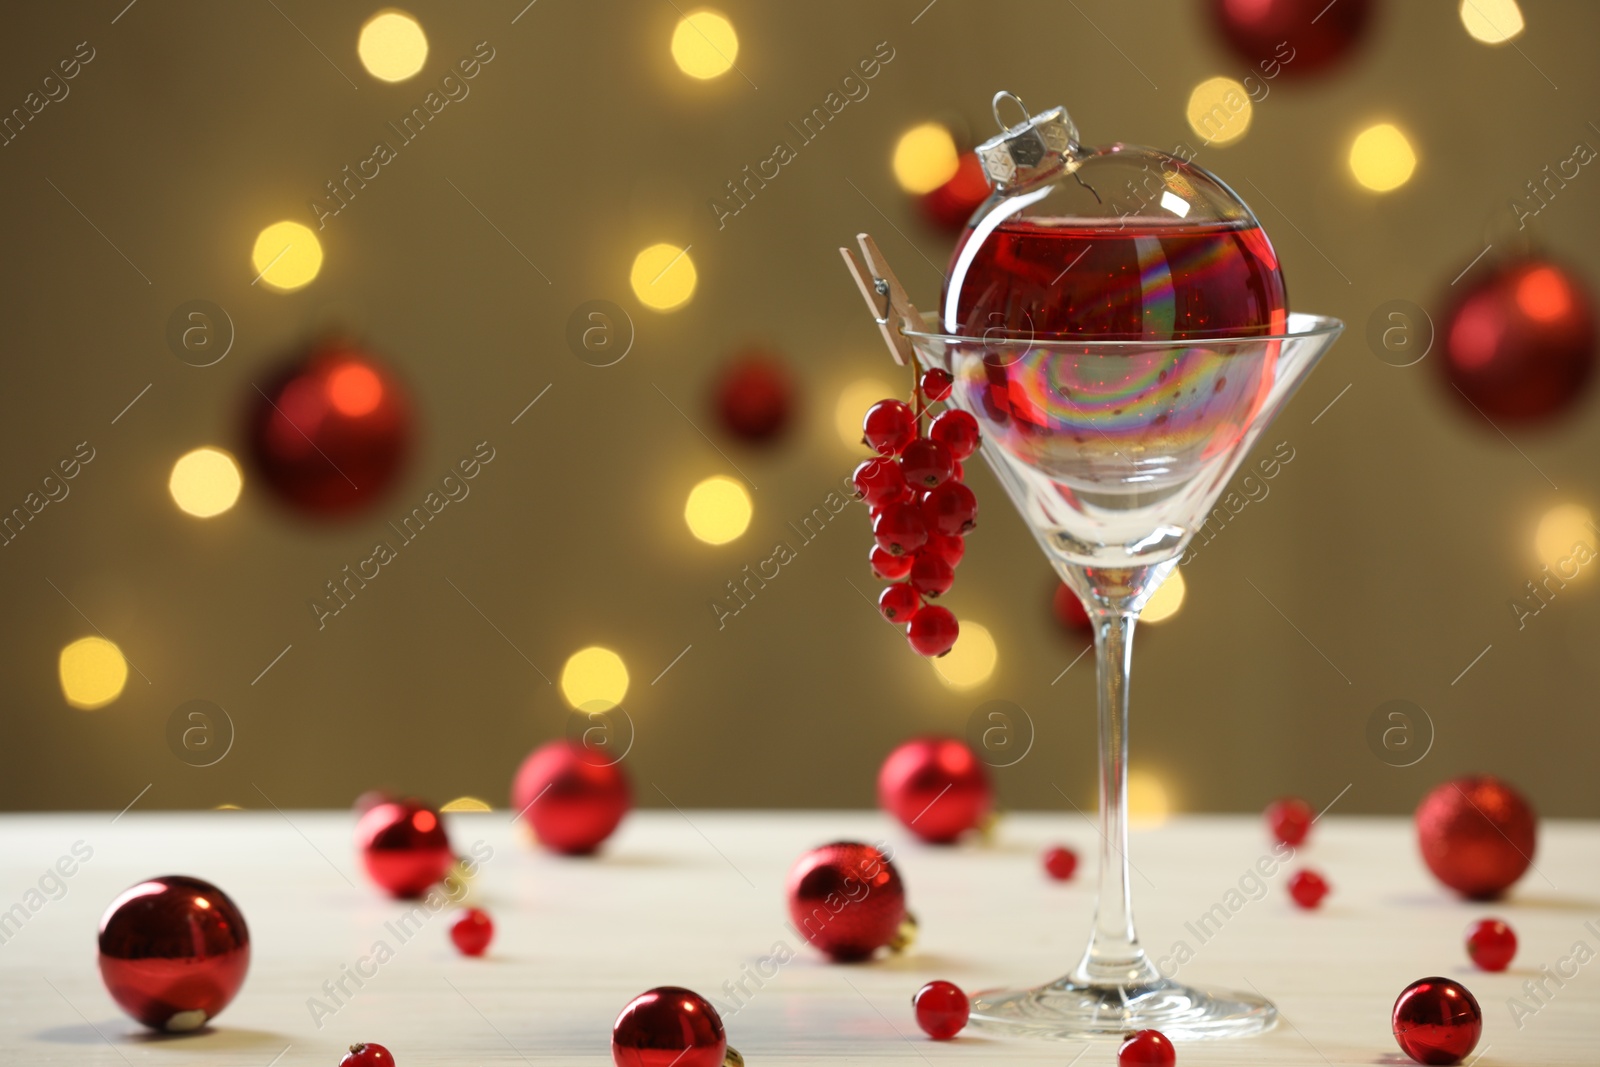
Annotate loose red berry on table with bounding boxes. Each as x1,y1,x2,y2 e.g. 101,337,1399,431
1265,796,1314,846
926,533,964,567
907,606,959,657
912,980,969,1040
1043,845,1078,881
878,583,922,625
340,1043,395,1067
1465,918,1516,972
910,552,954,598
1118,1028,1175,1067
929,409,980,460
1392,976,1482,1065
870,545,913,581
920,368,953,402
863,400,916,456
1288,869,1329,909
900,437,955,489
922,481,978,536
873,502,928,557
853,457,910,507
449,907,493,957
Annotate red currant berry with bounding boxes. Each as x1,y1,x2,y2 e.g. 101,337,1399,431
929,409,980,460
922,481,977,536
1288,869,1329,909
853,458,909,507
340,1043,396,1067
912,980,968,1040
873,502,928,557
1043,845,1078,881
910,552,954,598
1053,583,1092,631
900,437,955,489
927,533,965,567
1465,918,1516,972
863,400,916,456
450,907,493,957
919,368,953,402
1265,796,1314,846
870,545,913,581
1118,1029,1175,1067
907,606,959,657
878,583,922,625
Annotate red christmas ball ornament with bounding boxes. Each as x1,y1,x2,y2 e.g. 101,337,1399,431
246,340,413,518
612,987,739,1067
912,980,969,1040
97,875,251,1031
450,907,494,957
1118,1028,1176,1067
1042,845,1078,881
1439,256,1596,424
714,350,795,444
1266,796,1314,846
878,737,993,844
1206,0,1373,79
786,841,911,962
921,152,991,232
340,1043,396,1067
1287,868,1329,909
1465,918,1516,972
511,739,631,855
355,800,454,899
1392,977,1482,1065
1053,582,1092,632
1416,775,1537,899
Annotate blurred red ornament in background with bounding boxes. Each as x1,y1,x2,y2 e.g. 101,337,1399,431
612,987,734,1067
1439,257,1596,424
787,841,910,961
1465,918,1516,972
1266,795,1314,846
714,349,794,443
878,737,992,844
246,340,413,518
921,152,990,232
512,740,631,854
1207,0,1373,79
1392,976,1482,1065
355,799,454,898
1053,582,1093,632
98,875,251,1031
1415,775,1536,899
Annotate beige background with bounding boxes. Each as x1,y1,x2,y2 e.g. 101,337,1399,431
1,1,1596,815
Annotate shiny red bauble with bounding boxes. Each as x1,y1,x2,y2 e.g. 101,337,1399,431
612,987,732,1067
787,841,909,961
355,800,454,899
1392,977,1482,1065
1288,869,1329,909
878,737,993,844
246,341,413,518
1043,845,1078,881
97,875,251,1031
1465,918,1517,972
1439,257,1596,424
1266,796,1314,846
1053,581,1093,632
714,350,794,443
340,1043,396,1067
512,739,631,854
450,907,494,957
912,980,969,1040
1207,0,1373,79
1416,775,1537,899
1118,1028,1176,1067
921,152,991,232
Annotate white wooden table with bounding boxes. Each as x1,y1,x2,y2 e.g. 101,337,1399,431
1,811,1595,1065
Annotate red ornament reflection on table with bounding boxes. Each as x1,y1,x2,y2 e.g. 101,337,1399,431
920,152,990,232
511,739,631,855
786,841,912,961
714,349,794,444
1042,844,1078,881
1438,256,1596,424
1206,0,1373,79
1265,795,1314,846
245,339,413,518
450,907,494,957
1415,774,1537,899
340,1042,396,1067
612,986,742,1067
1118,1028,1176,1067
912,980,969,1040
1392,976,1482,1066
1053,581,1092,632
355,800,454,899
1287,868,1329,909
877,737,993,843
98,875,251,1031
1465,917,1516,972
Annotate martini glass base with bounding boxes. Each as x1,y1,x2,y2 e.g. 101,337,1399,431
969,976,1277,1041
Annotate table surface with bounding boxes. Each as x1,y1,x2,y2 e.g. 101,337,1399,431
0,811,1595,1066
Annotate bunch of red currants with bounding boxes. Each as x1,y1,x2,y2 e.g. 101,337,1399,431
854,367,980,658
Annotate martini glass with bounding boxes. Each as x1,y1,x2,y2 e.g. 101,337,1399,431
902,310,1341,1039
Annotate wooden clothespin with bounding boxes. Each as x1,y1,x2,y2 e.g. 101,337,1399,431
839,233,921,367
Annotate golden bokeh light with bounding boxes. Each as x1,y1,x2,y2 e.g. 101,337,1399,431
1128,770,1172,829
1349,123,1417,193
1185,76,1252,146
933,621,997,689
670,10,739,80
1460,0,1524,44
685,475,753,545
215,804,243,810
835,378,895,449
59,636,129,710
442,796,493,812
561,646,629,711
630,243,697,311
169,447,243,518
251,220,323,292
1535,503,1596,573
358,10,429,82
892,123,960,194
1142,568,1186,624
